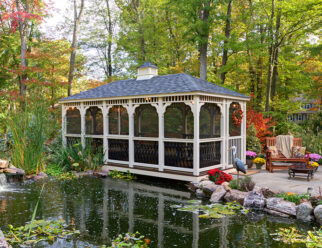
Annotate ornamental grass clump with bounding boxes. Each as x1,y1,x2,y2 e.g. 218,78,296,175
207,169,232,185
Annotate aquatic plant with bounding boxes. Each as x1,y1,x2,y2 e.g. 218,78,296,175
271,227,321,247
103,232,150,248
275,192,310,205
7,101,49,174
171,201,249,219
4,219,80,246
46,164,76,180
109,170,136,180
207,169,232,185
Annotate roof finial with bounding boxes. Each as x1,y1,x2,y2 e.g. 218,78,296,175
137,62,158,80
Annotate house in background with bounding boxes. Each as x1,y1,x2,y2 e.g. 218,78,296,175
288,96,320,122
59,62,249,181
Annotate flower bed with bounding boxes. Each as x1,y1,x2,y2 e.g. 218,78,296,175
207,169,232,185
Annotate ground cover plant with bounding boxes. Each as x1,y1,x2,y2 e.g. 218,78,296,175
108,170,136,180
275,192,310,205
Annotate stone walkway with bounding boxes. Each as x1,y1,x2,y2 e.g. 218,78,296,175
235,168,322,196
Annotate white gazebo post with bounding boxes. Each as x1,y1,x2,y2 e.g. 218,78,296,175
219,102,226,168
225,100,232,167
62,105,67,147
102,103,109,164
158,97,165,172
128,100,135,168
80,102,86,149
241,101,247,163
193,96,200,176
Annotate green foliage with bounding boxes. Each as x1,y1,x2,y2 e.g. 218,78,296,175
108,170,136,181
271,227,321,247
103,232,150,248
275,192,310,205
7,101,51,175
229,176,255,192
171,200,249,219
45,163,76,180
5,219,80,247
49,142,103,172
246,124,261,154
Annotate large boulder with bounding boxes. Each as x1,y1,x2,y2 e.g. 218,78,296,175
266,197,296,216
264,208,290,218
198,180,215,189
101,165,109,172
221,182,231,191
202,183,219,197
94,170,108,178
0,159,8,169
260,187,278,198
210,185,227,203
296,202,313,222
0,229,10,248
196,189,205,198
224,189,248,205
313,205,322,225
4,167,25,175
243,190,266,210
188,182,199,192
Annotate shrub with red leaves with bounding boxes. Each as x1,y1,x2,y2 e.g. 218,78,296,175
207,169,233,185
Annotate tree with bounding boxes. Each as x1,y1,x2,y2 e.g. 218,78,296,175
67,0,85,96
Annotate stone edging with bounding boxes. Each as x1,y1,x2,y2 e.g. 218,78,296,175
189,179,322,225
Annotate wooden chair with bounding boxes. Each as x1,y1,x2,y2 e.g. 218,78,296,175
265,137,309,173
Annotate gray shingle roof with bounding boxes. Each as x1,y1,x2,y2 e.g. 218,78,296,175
138,62,158,69
60,73,249,101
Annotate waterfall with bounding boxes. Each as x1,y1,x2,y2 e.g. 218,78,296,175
0,173,7,188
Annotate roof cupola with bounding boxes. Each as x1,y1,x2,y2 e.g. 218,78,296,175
137,62,158,80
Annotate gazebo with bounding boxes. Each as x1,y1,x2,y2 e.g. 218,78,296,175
59,62,249,181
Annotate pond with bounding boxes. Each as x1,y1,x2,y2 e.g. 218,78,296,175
0,177,317,247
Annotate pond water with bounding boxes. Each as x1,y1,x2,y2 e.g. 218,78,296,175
0,177,317,248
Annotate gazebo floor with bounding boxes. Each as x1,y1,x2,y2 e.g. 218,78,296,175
106,162,210,182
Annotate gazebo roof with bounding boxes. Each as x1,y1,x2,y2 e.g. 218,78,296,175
60,73,249,101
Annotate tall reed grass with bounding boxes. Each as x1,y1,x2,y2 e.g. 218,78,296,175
7,101,48,175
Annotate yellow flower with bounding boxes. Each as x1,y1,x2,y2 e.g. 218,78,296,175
286,192,294,196
309,161,319,167
254,157,266,164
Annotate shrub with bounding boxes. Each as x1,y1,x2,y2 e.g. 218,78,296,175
49,141,103,172
246,124,261,154
229,176,255,191
207,169,232,185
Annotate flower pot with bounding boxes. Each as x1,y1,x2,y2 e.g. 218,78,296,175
255,163,263,169
246,159,254,168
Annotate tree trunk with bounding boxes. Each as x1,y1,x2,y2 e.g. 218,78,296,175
220,0,232,84
265,0,275,112
15,0,29,101
271,5,281,101
105,0,113,77
198,1,210,81
68,0,85,96
255,24,264,110
131,0,146,62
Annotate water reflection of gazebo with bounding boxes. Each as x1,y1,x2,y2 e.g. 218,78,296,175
59,62,249,181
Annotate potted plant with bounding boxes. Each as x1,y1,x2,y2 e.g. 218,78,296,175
253,157,266,169
246,151,257,168
308,161,319,172
308,153,321,172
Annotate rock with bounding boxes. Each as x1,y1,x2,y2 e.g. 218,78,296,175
224,189,248,205
266,197,296,216
188,182,199,192
101,165,109,172
4,167,24,175
210,185,227,203
94,171,108,178
0,229,10,248
202,184,219,197
0,159,8,169
196,189,205,198
243,191,266,210
221,182,231,191
75,170,94,177
313,205,322,225
33,172,48,181
260,187,278,198
296,202,313,222
264,208,290,218
198,180,215,189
